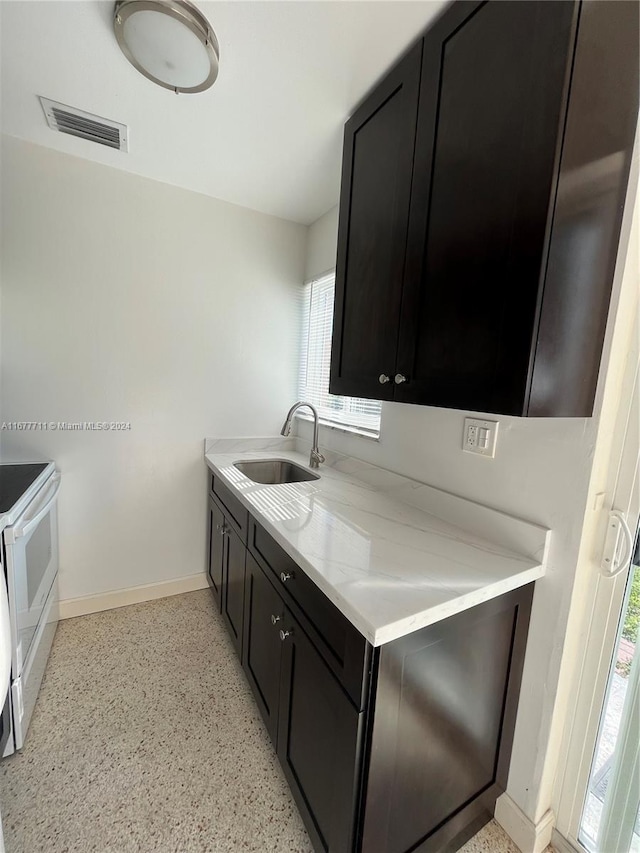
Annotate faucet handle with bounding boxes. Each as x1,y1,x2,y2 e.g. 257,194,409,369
310,448,325,468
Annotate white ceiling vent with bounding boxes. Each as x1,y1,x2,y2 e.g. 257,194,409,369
39,97,128,152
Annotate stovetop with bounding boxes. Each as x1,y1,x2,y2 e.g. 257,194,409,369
0,464,49,514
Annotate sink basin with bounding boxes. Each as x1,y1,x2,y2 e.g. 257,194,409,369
233,459,320,485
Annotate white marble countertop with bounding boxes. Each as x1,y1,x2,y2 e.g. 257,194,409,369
204,438,549,646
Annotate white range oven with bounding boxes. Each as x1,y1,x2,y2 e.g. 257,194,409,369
1,462,60,755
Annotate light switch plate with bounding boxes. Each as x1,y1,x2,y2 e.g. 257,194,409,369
463,417,499,457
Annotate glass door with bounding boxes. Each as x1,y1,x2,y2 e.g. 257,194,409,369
580,531,640,853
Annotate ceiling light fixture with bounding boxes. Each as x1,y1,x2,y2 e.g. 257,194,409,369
113,0,219,94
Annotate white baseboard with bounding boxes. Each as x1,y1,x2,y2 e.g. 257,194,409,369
59,573,209,619
495,794,555,853
550,829,581,853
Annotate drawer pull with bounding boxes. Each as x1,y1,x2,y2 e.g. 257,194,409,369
271,614,282,625
280,571,293,583
279,629,292,642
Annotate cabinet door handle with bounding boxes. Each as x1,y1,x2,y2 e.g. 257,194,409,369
394,373,408,384
279,629,292,642
280,572,293,583
378,374,391,384
271,614,282,625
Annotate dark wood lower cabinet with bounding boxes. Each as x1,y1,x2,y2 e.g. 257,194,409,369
207,483,248,656
221,524,246,657
206,496,224,605
277,606,365,853
360,589,533,853
243,553,284,744
207,487,534,853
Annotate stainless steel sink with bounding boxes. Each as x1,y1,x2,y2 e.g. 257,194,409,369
233,459,320,485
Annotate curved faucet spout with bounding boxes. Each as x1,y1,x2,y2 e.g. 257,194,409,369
280,401,325,469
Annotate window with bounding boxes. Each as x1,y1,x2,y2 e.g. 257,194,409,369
299,272,381,437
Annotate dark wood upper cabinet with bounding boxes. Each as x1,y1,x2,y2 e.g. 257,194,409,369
397,0,576,414
331,41,422,399
330,0,639,416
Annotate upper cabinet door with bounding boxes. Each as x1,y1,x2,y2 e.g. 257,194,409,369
330,41,422,401
395,0,577,414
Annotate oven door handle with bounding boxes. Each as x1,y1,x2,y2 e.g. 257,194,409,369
11,474,61,541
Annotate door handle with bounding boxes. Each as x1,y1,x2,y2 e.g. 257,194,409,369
9,474,61,542
601,510,634,578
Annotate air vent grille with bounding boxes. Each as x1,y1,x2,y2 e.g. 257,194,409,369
39,98,128,152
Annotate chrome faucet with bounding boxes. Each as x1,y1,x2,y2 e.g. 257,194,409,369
280,401,325,469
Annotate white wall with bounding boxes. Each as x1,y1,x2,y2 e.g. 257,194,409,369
304,205,339,281
0,136,306,603
299,199,634,830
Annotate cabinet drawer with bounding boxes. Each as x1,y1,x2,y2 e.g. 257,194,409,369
249,518,371,709
211,475,248,542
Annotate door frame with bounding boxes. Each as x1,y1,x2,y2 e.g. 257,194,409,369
553,155,640,849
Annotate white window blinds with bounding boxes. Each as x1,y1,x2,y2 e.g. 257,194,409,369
299,273,381,436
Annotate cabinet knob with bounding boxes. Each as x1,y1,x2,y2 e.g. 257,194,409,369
378,374,391,385
279,629,292,642
216,523,228,535
271,614,282,625
280,572,292,583
394,373,408,384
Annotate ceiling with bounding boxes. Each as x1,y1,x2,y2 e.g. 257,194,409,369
0,0,446,224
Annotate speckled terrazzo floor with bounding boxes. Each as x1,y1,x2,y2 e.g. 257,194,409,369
0,590,535,853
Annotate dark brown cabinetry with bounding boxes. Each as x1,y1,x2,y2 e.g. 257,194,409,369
206,474,249,655
331,0,639,416
243,553,284,743
361,590,532,852
206,496,224,603
331,41,422,401
221,524,246,656
277,605,365,853
249,518,371,709
243,552,366,852
205,471,535,852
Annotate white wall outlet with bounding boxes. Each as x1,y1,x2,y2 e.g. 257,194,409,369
463,417,499,457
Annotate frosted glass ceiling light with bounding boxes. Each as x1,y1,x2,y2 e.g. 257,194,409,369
114,1,219,93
